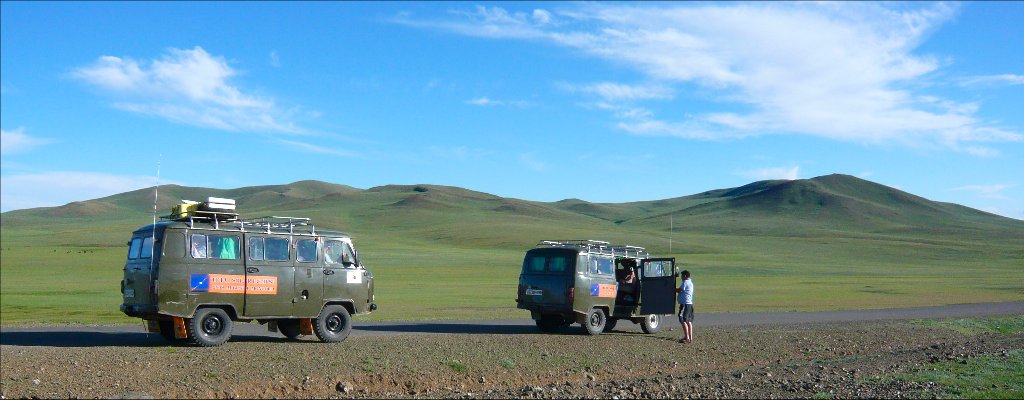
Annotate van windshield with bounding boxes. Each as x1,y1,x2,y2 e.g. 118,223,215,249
521,251,575,274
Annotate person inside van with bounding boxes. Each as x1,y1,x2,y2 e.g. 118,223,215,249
618,259,638,303
191,235,207,258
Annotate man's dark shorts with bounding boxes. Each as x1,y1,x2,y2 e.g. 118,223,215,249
678,304,694,323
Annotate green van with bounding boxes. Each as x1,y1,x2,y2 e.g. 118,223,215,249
515,240,676,335
120,200,376,346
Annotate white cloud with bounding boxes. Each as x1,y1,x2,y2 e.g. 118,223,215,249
1,127,53,155
953,184,1012,200
465,96,529,107
561,82,673,102
959,74,1024,87
406,3,1022,154
71,46,306,135
740,166,800,181
519,153,547,172
0,171,161,212
269,50,281,68
427,145,489,161
275,139,359,158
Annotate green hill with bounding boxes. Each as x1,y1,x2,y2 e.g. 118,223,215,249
1,174,1021,324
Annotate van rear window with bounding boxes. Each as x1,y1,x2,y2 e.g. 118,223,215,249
522,253,574,274
128,237,154,259
128,238,142,259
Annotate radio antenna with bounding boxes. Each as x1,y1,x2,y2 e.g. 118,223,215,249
669,212,673,254
151,155,162,267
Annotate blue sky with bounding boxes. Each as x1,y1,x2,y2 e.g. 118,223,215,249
2,2,1022,218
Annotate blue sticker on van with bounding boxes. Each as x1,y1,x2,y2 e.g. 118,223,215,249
190,274,210,292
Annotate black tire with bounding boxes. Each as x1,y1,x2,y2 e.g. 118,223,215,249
583,308,606,336
536,315,561,333
314,305,352,343
157,320,181,342
278,319,303,340
640,314,662,334
189,308,233,347
603,318,619,333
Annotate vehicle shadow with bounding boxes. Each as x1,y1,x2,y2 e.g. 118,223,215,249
353,322,547,335
0,329,298,347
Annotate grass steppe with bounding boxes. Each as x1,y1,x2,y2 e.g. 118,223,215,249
1,174,1021,325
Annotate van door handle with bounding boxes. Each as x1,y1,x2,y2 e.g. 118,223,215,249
323,269,335,275
246,267,259,273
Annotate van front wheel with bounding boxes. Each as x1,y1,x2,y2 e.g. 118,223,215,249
314,305,352,343
189,308,233,347
640,314,661,334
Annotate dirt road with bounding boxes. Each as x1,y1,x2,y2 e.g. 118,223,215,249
2,302,1021,347
1,302,1021,399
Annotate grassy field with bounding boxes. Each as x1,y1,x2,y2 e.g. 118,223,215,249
1,176,1021,325
890,316,1024,399
2,229,1021,325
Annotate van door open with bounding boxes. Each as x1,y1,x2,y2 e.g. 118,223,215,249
639,258,676,315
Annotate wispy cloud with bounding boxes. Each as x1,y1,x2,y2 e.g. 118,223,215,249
959,74,1024,87
1,127,53,155
275,139,359,158
401,3,1022,154
71,46,308,135
427,145,490,161
740,166,800,181
953,183,1012,200
559,82,673,102
466,96,529,107
519,152,547,172
0,171,162,212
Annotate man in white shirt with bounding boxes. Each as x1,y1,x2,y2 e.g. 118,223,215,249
675,270,694,343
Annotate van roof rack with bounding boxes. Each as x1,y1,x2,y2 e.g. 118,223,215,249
536,240,650,259
240,216,316,235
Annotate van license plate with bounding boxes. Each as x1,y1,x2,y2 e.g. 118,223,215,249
124,288,135,298
525,289,543,296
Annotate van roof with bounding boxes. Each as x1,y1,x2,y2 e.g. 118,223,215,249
132,219,351,238
532,240,650,259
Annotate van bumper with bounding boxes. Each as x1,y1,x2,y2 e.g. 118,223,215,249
518,303,573,319
120,303,159,318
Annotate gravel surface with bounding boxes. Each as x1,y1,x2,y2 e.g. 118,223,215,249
2,316,1022,399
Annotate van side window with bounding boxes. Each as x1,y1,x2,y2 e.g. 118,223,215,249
249,237,265,261
590,257,613,275
139,237,154,259
342,243,357,267
296,239,317,263
324,240,344,265
265,238,289,261
128,238,143,259
210,235,239,260
191,234,207,258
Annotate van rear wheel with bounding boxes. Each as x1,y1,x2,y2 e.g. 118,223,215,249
278,320,302,340
189,308,233,347
603,318,618,333
157,320,181,342
314,305,352,343
536,315,561,332
583,308,606,336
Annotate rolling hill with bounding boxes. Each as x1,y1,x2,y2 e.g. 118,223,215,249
2,174,1020,246
2,173,1021,323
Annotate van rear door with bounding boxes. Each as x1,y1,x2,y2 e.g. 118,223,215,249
639,258,676,315
122,230,161,308
518,249,575,308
